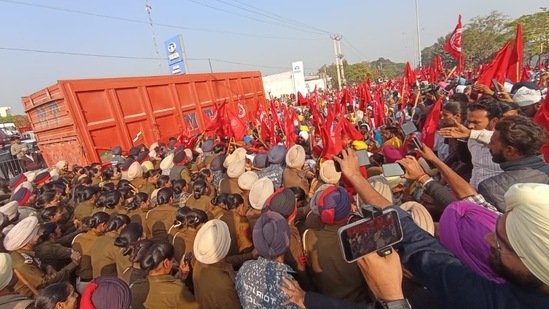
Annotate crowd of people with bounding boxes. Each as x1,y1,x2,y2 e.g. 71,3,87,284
0,68,548,309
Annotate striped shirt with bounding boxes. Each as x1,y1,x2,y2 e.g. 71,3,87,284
468,138,502,189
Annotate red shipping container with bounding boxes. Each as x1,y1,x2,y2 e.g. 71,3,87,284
21,72,265,167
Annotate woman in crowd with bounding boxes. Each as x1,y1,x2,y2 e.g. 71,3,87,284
139,169,160,196
121,239,154,285
172,179,190,207
185,179,211,213
34,222,72,271
114,222,143,283
196,169,216,197
130,242,197,309
72,212,110,293
126,192,151,237
145,188,177,242
93,190,126,216
80,277,131,309
91,214,131,278
73,186,100,222
34,282,78,309
168,206,192,264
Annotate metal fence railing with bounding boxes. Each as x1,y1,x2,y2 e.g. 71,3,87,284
0,153,48,179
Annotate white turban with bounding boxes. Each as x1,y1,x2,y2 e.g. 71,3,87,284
3,216,39,251
249,177,274,210
0,253,13,290
227,159,246,179
55,160,67,170
238,171,258,191
400,202,435,236
0,201,19,220
504,183,549,286
193,219,231,265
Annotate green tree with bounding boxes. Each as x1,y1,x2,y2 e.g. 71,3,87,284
0,115,30,128
368,58,406,78
507,8,549,64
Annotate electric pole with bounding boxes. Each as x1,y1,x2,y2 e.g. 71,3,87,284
331,34,343,90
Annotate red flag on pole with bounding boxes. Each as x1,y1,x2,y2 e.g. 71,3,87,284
476,42,512,86
404,62,416,86
421,97,443,149
227,109,247,140
534,94,549,161
444,15,463,61
506,23,523,83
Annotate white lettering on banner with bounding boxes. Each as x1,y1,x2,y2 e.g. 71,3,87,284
168,52,180,61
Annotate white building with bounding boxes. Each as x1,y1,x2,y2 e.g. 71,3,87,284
0,107,11,118
262,71,328,98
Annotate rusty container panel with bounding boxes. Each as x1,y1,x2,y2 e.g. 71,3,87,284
22,72,265,167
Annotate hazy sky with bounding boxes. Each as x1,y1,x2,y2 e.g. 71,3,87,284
0,0,546,114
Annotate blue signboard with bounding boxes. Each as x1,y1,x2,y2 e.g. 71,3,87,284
164,35,186,75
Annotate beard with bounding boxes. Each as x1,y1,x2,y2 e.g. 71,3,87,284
490,150,506,164
488,247,544,288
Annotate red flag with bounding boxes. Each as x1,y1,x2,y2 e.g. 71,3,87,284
421,98,443,149
341,117,364,141
476,42,512,86
404,62,416,86
297,92,310,107
507,23,523,83
521,65,531,82
534,94,549,161
373,90,384,129
227,109,247,140
444,15,463,60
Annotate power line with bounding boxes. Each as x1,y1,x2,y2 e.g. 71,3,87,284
0,46,318,70
342,40,368,61
186,0,326,35
215,0,331,35
0,0,317,40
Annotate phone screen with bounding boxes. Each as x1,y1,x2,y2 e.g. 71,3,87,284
356,150,370,166
401,121,418,136
338,209,403,263
382,163,405,177
492,78,501,93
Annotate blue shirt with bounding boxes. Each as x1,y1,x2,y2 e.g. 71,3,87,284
236,256,300,309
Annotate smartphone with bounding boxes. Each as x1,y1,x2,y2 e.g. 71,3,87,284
338,209,403,263
401,121,418,136
382,163,405,177
411,136,423,150
356,150,370,166
333,153,344,172
492,78,501,93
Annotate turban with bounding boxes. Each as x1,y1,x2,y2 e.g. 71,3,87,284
136,152,149,164
80,277,131,309
238,171,258,191
400,202,435,236
227,159,246,179
249,177,274,210
120,158,135,172
126,161,143,181
268,145,286,164
128,147,140,157
173,147,188,165
319,160,341,185
3,216,39,251
55,160,67,170
252,153,269,169
383,146,404,163
253,212,291,259
299,131,309,141
141,161,154,172
439,201,504,283
367,176,393,204
193,219,231,264
513,87,542,107
23,172,36,183
112,146,122,156
312,185,351,225
9,174,27,190
285,145,305,168
224,148,247,168
159,154,174,171
201,139,214,152
505,183,549,286
10,187,32,206
0,253,13,290
0,201,19,220
264,188,296,219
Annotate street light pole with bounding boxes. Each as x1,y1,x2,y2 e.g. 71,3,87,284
415,0,422,68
